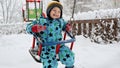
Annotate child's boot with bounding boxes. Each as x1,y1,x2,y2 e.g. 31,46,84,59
65,65,74,68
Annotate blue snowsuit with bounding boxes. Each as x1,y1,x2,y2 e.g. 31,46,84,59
26,17,74,68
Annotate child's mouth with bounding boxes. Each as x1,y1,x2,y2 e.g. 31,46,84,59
53,14,56,16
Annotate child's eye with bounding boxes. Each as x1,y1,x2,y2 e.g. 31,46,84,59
58,11,60,13
53,10,56,12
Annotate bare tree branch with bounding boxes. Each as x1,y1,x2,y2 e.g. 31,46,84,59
0,0,5,23
0,0,23,24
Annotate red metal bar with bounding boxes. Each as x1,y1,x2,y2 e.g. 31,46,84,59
37,44,42,56
26,0,41,2
64,32,74,50
56,32,67,54
70,42,74,50
56,44,60,54
32,37,36,49
63,32,67,40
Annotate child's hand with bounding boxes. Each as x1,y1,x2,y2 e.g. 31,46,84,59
65,23,71,32
31,24,46,33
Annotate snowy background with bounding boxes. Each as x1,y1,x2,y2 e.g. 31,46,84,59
0,0,120,68
0,34,120,68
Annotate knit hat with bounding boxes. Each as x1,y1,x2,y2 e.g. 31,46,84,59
46,1,63,19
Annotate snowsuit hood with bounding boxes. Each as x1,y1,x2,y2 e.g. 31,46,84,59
46,1,63,19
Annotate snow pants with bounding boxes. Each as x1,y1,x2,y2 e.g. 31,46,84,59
40,45,74,68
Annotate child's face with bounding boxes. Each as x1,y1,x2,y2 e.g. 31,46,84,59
50,7,61,19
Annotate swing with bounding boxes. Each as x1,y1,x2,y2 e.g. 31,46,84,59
29,30,75,63
29,0,76,63
22,0,46,22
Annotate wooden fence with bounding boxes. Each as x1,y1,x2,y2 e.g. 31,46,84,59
70,18,120,43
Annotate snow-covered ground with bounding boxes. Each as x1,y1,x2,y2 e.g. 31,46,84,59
0,34,120,68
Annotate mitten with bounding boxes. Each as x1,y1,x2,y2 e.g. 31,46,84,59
65,23,71,32
31,24,46,33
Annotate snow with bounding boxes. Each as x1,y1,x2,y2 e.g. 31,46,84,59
0,23,27,35
0,16,3,19
0,34,120,68
62,8,120,21
74,8,120,20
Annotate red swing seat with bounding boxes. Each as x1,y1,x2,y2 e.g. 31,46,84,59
29,31,75,63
